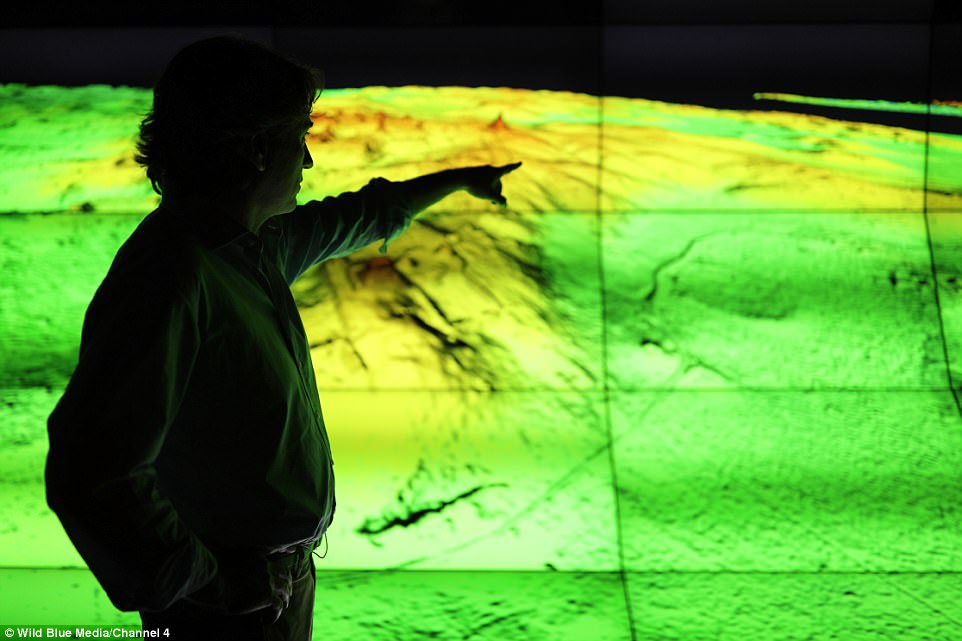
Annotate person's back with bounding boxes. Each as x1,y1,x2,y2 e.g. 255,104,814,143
56,201,339,547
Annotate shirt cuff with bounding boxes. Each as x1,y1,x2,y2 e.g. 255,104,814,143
378,210,415,254
368,177,416,255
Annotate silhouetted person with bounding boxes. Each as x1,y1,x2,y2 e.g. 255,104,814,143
44,34,520,641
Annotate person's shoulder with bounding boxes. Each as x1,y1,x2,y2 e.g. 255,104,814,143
101,208,205,298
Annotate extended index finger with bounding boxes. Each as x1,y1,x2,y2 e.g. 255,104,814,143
496,161,523,175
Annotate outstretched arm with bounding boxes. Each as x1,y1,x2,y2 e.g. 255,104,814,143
269,162,524,280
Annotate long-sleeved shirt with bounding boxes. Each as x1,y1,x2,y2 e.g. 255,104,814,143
44,177,414,613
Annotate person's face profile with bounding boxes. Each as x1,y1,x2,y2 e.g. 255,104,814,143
256,117,315,217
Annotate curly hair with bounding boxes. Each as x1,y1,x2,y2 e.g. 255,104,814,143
134,34,324,198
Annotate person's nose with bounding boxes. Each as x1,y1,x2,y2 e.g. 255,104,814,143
303,146,313,169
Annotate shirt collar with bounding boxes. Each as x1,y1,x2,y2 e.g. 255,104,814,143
161,204,260,253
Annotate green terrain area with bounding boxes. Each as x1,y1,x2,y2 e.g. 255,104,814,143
1,83,960,639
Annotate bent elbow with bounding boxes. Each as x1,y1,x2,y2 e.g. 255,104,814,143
44,467,74,516
44,446,86,516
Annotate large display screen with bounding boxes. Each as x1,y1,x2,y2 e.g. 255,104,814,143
1,19,960,639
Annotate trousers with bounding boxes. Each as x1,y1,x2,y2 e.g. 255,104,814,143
139,544,317,641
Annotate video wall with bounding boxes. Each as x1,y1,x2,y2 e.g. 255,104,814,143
1,21,960,578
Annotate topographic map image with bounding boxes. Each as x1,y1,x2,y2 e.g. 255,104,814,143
1,76,961,638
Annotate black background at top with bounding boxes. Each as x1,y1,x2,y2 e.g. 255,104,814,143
4,0,960,27
0,1,959,132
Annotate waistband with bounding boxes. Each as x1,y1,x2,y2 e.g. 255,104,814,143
265,531,328,561
206,531,328,565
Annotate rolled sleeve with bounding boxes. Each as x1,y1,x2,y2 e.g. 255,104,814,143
45,257,218,612
268,177,416,285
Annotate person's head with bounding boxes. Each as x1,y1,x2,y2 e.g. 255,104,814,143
134,34,324,208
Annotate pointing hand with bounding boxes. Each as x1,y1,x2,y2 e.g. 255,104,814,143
463,161,523,208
